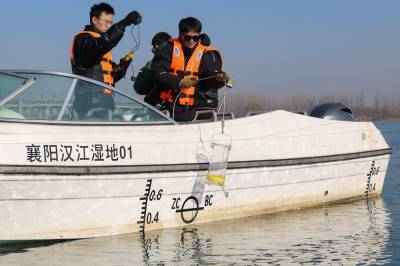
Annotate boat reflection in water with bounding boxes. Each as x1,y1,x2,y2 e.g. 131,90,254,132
0,198,392,265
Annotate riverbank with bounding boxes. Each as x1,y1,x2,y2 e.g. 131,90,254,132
223,93,400,120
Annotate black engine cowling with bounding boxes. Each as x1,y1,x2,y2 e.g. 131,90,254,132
309,102,353,121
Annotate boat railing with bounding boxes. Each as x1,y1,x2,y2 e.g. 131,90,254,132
193,110,235,123
246,111,266,117
194,110,218,122
355,116,372,122
217,112,235,120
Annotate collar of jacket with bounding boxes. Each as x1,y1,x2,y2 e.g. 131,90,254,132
83,25,102,35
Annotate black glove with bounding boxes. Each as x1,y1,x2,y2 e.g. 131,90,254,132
120,11,142,27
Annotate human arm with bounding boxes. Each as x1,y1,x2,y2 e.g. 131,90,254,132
198,50,225,90
151,43,182,92
73,26,124,68
111,52,134,83
73,11,142,68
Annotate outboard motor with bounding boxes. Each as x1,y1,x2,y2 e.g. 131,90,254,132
309,102,353,121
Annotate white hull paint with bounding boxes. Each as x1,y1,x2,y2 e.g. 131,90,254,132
0,111,391,241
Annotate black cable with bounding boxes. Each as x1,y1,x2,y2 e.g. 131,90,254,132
130,24,141,53
128,24,141,80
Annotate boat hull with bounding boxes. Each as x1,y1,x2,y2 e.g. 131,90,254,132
0,111,392,241
0,152,389,241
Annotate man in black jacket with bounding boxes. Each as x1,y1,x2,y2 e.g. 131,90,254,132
134,32,172,101
70,2,142,120
139,32,211,108
151,17,229,122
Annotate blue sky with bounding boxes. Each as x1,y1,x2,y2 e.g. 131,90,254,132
1,0,399,97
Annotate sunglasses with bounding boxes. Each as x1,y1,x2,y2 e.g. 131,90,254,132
183,35,201,42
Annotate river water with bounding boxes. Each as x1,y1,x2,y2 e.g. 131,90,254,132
0,121,398,265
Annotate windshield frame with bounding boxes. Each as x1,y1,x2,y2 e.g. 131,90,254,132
0,71,36,107
0,70,176,125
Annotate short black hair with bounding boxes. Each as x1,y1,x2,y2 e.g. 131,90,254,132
90,2,114,22
179,17,202,34
151,32,171,47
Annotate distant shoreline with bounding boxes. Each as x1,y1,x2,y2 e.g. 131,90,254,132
224,94,400,121
373,117,400,121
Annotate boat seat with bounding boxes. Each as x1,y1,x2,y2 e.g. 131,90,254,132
83,108,112,121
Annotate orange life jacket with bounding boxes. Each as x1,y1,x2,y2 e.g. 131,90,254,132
160,38,220,106
70,31,113,94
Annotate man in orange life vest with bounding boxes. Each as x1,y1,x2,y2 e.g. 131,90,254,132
151,17,229,122
139,32,211,107
70,2,142,119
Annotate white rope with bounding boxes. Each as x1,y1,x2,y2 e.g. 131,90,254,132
218,82,229,134
172,90,183,120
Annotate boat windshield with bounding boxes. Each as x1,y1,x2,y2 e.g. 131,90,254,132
0,72,30,101
0,71,173,124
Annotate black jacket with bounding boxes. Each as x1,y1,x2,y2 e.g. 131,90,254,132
150,41,225,121
71,24,126,84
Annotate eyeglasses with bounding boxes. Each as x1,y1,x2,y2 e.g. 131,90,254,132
97,17,113,26
183,35,201,42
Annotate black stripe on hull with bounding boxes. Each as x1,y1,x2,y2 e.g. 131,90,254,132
0,148,391,175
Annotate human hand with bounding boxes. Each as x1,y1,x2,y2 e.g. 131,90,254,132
121,52,134,63
119,52,133,72
179,76,198,88
121,11,142,27
215,71,229,82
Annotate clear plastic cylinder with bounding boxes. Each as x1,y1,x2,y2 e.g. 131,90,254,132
207,134,231,186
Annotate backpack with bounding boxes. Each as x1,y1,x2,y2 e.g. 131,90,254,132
133,60,153,95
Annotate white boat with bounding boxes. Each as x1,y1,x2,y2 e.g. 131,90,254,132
0,70,391,241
